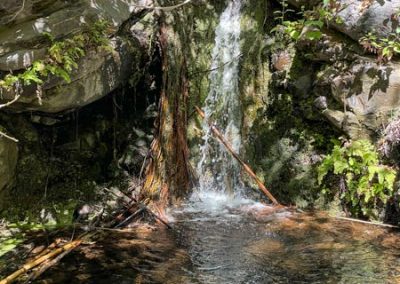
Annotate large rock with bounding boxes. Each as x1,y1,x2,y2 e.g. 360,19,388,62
0,0,153,113
0,130,18,193
0,0,145,62
0,0,71,27
331,0,400,41
289,0,400,41
2,41,140,113
317,59,400,139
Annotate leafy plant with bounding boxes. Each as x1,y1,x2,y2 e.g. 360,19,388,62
318,139,396,218
272,1,343,42
0,19,111,99
273,0,295,25
360,29,400,62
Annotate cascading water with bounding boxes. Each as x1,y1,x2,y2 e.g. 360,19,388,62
194,0,245,210
186,0,260,214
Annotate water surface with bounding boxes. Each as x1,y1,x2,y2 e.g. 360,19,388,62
27,194,400,283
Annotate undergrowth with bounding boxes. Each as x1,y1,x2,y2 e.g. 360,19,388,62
318,139,397,219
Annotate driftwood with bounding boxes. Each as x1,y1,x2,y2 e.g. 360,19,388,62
0,195,171,283
0,238,84,284
334,216,400,229
195,106,281,206
24,249,71,283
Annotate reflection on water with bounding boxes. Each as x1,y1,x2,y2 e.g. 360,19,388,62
32,200,400,283
173,205,400,284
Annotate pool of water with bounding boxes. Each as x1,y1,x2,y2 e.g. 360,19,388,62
13,194,400,283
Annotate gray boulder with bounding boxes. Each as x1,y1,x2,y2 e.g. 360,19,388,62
0,0,154,113
318,59,400,139
331,0,400,41
288,0,400,41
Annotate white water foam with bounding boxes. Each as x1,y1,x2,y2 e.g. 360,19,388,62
196,0,243,202
185,190,264,216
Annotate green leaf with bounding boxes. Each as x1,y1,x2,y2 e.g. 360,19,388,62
333,158,347,174
54,67,71,83
290,30,301,40
305,20,324,28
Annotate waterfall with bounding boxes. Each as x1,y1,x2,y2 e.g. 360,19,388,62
196,0,243,198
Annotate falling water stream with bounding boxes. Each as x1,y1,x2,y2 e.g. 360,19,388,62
196,0,243,197
5,1,400,283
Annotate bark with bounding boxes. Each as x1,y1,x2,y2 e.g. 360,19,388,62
140,14,191,210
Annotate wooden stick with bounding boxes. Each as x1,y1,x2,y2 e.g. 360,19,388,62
0,239,83,284
115,207,146,228
195,106,281,206
334,216,400,229
27,238,63,262
24,249,71,283
0,94,20,110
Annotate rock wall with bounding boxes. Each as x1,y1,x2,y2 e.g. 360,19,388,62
241,0,400,210
0,0,154,112
0,0,158,219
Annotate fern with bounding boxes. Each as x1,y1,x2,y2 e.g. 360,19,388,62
0,19,112,100
318,139,397,218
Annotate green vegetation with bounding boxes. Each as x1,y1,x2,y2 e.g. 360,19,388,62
0,19,111,98
360,28,400,62
318,140,397,218
272,0,343,42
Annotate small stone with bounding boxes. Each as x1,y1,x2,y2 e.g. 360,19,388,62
314,96,328,110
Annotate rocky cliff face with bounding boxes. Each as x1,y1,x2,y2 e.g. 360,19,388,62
0,0,158,219
2,0,400,221
0,0,154,112
238,0,400,210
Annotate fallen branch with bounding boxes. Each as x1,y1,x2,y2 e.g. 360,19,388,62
195,106,281,206
27,239,63,262
0,238,84,284
0,94,21,110
24,249,71,283
115,207,146,228
0,131,18,143
334,216,400,229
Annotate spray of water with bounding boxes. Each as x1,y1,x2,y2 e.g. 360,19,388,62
190,0,262,213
